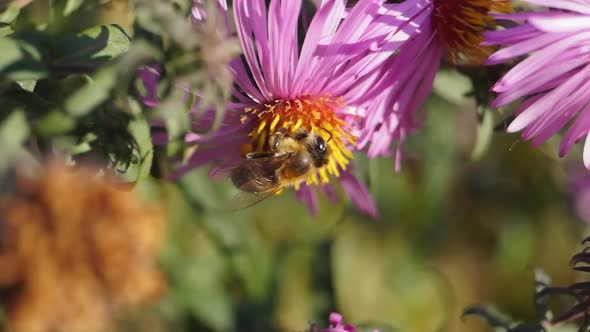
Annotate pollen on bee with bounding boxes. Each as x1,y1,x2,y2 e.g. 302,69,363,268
241,95,357,187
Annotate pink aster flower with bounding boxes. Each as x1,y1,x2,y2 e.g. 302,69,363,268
312,312,379,332
163,0,418,218
485,1,590,168
349,0,509,170
322,312,358,332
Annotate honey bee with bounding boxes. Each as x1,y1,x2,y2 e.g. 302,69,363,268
228,127,331,210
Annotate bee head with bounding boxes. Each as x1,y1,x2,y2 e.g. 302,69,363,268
310,133,329,168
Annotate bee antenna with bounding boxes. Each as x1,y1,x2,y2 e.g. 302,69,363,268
320,127,333,142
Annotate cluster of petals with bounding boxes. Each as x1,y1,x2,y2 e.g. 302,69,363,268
348,0,441,170
143,0,519,215
485,0,590,168
168,0,437,217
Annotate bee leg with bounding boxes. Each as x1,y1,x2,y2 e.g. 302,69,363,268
245,151,275,159
271,127,288,150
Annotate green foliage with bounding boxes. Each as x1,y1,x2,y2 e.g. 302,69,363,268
0,109,29,173
0,0,235,182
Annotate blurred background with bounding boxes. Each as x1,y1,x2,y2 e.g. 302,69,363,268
1,1,588,332
143,85,587,332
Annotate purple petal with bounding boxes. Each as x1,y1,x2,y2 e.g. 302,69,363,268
295,184,320,215
233,0,272,99
340,171,379,218
508,63,590,133
523,0,590,14
529,13,590,32
292,0,346,96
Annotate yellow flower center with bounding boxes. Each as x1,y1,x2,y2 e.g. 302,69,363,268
433,0,511,65
240,96,355,186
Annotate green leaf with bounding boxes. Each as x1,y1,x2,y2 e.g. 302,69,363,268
0,110,30,173
0,5,21,24
127,117,154,181
0,37,47,81
34,110,76,136
52,25,131,69
471,109,494,160
64,66,116,116
16,80,36,91
433,69,472,105
0,23,14,37
64,0,85,15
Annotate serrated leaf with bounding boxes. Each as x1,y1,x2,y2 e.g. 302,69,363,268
0,37,47,80
52,25,131,69
0,110,30,173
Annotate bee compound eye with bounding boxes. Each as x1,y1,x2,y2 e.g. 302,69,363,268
316,136,326,152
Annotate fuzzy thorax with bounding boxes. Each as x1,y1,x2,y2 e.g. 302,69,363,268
240,96,355,186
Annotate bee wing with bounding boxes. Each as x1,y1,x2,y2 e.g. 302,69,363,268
227,153,292,211
230,153,292,192
209,154,284,181
226,185,283,211
209,162,239,180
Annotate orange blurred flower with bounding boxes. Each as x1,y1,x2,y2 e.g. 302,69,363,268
0,162,166,332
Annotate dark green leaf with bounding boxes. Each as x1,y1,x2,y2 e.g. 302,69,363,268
52,25,130,70
0,37,47,80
